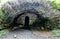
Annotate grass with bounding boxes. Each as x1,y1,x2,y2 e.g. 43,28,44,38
0,30,6,36
52,29,60,37
0,29,9,36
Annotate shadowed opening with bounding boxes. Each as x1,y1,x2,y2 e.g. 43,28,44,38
24,16,29,26
23,16,30,29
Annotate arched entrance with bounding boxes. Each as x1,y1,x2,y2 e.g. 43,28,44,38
10,9,44,29
12,9,39,25
24,16,29,26
24,16,30,29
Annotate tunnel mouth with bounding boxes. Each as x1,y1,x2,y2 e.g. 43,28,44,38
12,9,40,26
22,16,31,29
10,9,45,30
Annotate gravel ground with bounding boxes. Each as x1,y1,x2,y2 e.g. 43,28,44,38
0,29,60,39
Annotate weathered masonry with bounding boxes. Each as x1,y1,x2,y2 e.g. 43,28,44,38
2,0,53,29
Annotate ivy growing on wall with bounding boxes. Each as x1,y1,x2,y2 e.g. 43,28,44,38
51,0,60,10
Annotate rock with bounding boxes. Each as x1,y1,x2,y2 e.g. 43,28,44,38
13,34,17,38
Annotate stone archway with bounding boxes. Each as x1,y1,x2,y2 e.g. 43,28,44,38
10,9,45,29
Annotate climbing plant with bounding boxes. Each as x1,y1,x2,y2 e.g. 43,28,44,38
51,0,60,10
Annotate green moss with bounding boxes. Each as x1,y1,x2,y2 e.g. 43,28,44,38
30,19,36,25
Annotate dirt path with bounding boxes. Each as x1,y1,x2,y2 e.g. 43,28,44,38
0,29,60,39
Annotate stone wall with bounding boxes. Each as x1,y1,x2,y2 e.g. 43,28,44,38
0,0,60,30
